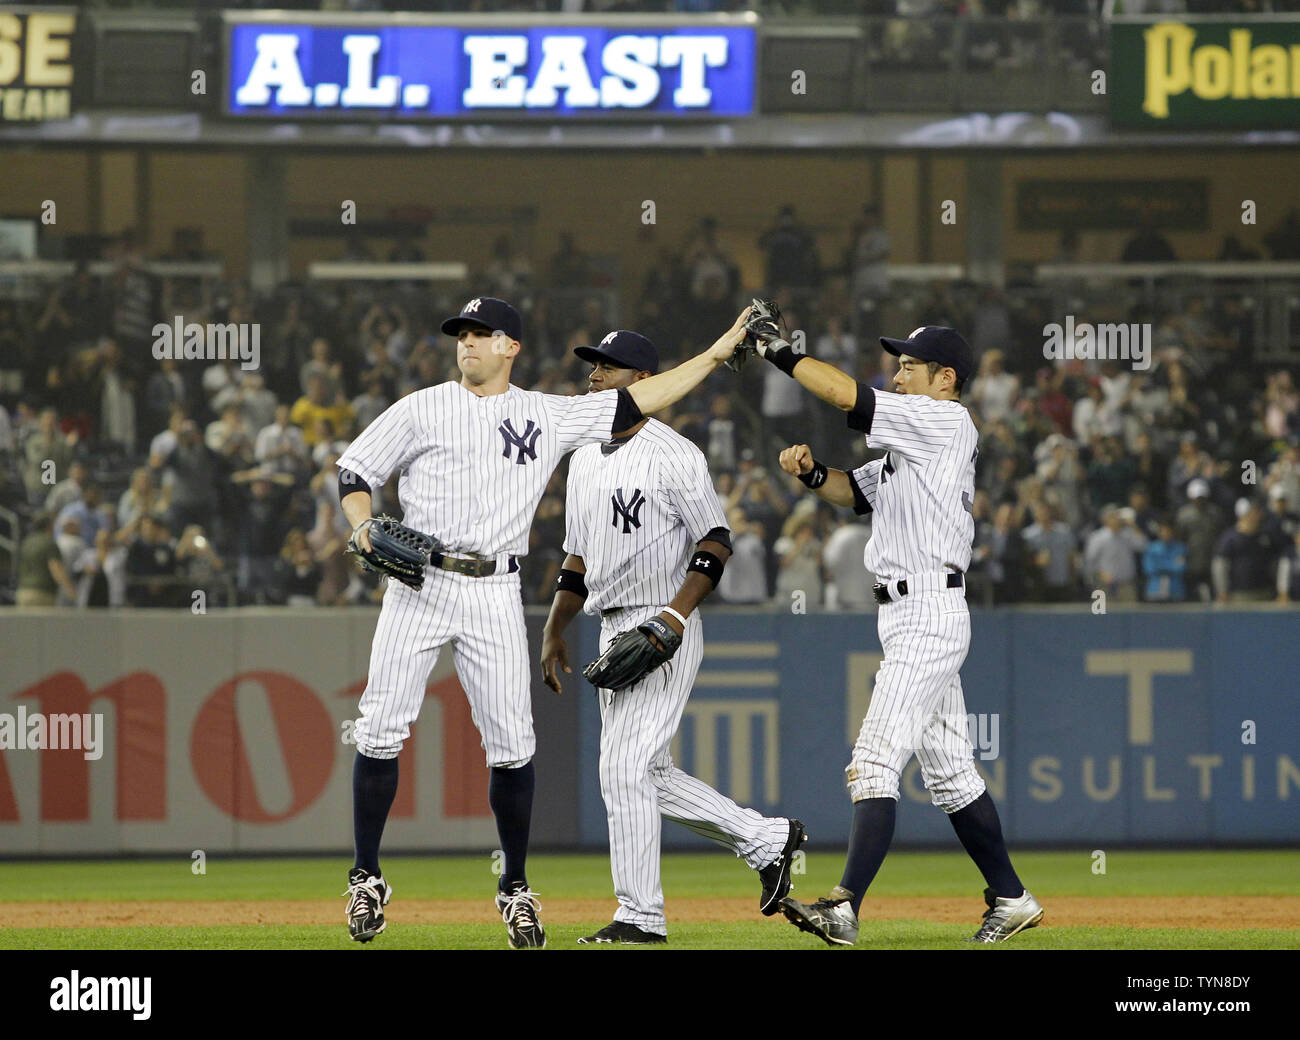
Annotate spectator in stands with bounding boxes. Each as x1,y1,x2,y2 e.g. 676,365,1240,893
118,467,164,529
1266,442,1300,514
270,296,315,400
214,370,277,436
1262,484,1298,545
22,407,76,505
984,453,1021,510
16,512,76,607
45,460,89,517
984,501,1029,604
815,315,859,375
483,234,534,300
774,501,824,608
1263,207,1300,261
255,402,309,479
54,515,88,607
1127,484,1161,541
1084,504,1147,603
822,518,875,611
717,506,768,605
272,528,322,607
1022,502,1077,602
351,370,390,434
548,232,591,289
685,217,740,332
845,205,890,340
149,406,187,466
201,356,244,412
1072,380,1120,444
759,204,820,299
56,483,110,548
299,338,343,400
1264,370,1298,442
1213,499,1281,604
125,515,178,607
291,374,355,448
233,467,293,604
206,402,256,472
705,394,738,475
92,339,136,454
727,466,789,552
158,420,219,538
1278,529,1300,605
1085,436,1135,515
1035,433,1084,528
176,524,226,594
307,453,355,605
144,358,188,440
1176,478,1222,602
1029,367,1074,437
1121,216,1177,263
969,349,1018,424
1142,517,1187,603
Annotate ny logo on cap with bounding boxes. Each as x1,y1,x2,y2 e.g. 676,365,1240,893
499,418,541,464
909,327,927,338
465,298,483,313
600,332,617,347
611,487,646,533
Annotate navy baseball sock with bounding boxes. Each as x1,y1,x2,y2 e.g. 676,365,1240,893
490,761,535,890
947,791,1024,899
839,797,897,915
352,751,400,877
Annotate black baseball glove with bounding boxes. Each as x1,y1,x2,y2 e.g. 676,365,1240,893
346,515,435,591
583,615,683,692
725,297,795,373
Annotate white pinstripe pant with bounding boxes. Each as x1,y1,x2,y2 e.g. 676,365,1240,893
596,609,790,935
846,586,986,812
354,569,534,767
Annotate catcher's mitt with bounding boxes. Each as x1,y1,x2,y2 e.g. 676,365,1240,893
346,515,435,591
582,615,683,692
725,297,792,373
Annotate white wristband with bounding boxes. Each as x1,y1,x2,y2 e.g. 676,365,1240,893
661,606,689,630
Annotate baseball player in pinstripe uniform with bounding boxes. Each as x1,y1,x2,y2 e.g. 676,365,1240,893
337,299,755,948
539,331,806,945
740,322,1042,946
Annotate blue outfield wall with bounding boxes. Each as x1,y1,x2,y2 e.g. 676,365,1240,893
571,609,1300,849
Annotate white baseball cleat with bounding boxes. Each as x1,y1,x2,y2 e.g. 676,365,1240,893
968,888,1044,943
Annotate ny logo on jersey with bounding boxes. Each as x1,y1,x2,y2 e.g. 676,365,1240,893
611,487,646,533
499,418,541,464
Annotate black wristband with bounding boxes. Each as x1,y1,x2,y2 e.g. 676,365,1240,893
798,460,828,489
338,469,372,502
765,343,804,378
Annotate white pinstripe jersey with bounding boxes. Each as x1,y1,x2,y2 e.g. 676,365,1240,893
337,381,620,557
563,418,727,615
848,388,977,580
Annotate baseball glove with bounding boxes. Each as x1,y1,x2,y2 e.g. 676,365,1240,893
725,297,791,373
582,615,683,692
346,515,435,591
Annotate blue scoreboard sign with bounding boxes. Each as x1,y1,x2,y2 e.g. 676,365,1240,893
224,18,757,119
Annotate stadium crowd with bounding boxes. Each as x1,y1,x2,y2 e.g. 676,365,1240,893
3,213,1299,611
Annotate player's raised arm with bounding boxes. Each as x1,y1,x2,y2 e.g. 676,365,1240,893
622,307,752,420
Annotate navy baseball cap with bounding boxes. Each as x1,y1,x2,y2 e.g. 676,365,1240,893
440,297,522,342
880,326,974,383
574,330,659,375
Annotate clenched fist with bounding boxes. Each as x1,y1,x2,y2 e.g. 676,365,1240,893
779,444,815,477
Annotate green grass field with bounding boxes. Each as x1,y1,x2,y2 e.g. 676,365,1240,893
2,849,1297,950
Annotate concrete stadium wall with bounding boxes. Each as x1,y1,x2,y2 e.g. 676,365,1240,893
0,607,1295,855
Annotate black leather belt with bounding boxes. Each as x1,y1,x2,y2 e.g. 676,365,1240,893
873,572,963,605
429,549,519,578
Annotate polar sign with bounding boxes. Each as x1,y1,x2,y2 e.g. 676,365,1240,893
226,22,756,118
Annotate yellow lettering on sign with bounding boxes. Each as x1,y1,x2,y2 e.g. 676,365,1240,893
1143,21,1195,118
1230,29,1251,98
1191,44,1232,100
1251,44,1290,98
25,14,74,87
1143,22,1300,117
0,14,22,86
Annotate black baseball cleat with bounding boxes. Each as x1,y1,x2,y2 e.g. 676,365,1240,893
577,921,668,945
495,881,547,949
758,818,808,916
344,867,392,943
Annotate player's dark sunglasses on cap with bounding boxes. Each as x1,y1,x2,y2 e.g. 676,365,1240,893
441,297,523,342
573,330,659,375
880,326,974,383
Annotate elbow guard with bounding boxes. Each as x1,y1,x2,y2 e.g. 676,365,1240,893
556,568,588,600
687,549,725,589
